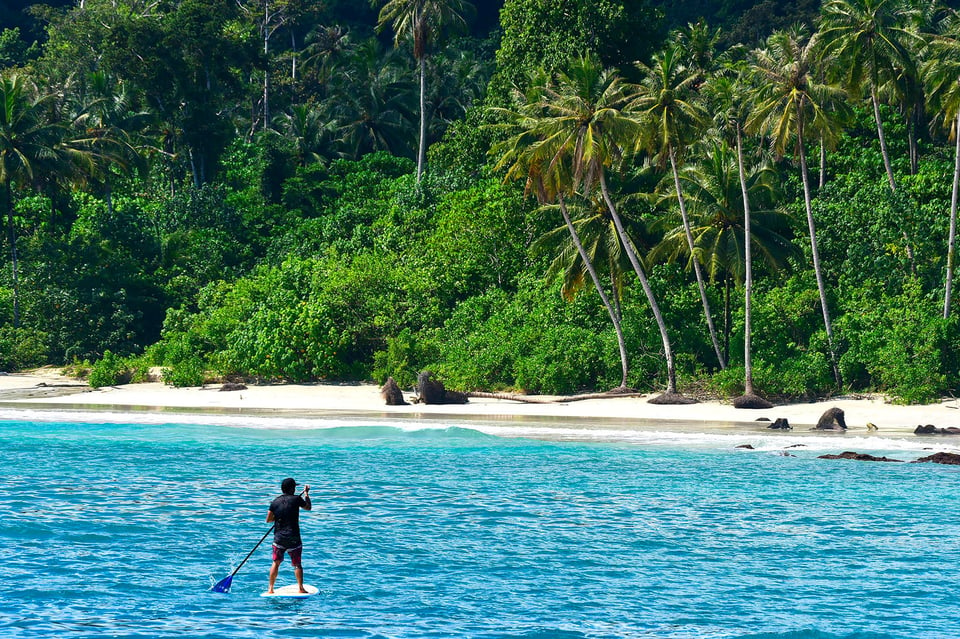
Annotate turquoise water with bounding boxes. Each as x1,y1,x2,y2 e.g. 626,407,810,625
1,415,959,639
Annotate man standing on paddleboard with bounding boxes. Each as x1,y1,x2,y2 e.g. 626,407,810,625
266,477,312,594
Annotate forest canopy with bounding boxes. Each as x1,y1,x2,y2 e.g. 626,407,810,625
3,0,960,404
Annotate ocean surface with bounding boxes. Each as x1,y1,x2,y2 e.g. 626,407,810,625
1,410,959,639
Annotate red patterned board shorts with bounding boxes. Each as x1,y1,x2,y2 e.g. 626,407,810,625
271,544,303,568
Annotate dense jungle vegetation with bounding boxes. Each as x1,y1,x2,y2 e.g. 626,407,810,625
3,0,960,403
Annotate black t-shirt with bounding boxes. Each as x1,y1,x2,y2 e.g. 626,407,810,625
269,494,308,548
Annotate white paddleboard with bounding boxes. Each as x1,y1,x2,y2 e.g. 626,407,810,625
260,584,319,598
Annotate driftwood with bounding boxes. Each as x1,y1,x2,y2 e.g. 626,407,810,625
466,390,650,404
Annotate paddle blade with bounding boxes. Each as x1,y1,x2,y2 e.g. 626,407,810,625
210,574,233,593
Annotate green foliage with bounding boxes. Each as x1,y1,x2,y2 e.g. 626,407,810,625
491,0,665,100
426,277,624,394
162,357,207,388
88,350,148,388
838,279,957,404
0,325,48,371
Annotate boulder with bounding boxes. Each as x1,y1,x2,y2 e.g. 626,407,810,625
380,377,407,406
414,371,468,405
912,452,960,465
733,393,774,409
818,451,902,462
914,425,960,435
815,407,847,430
767,418,791,430
647,392,698,405
219,382,247,392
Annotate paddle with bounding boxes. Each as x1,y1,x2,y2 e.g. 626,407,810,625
210,523,275,593
210,489,305,593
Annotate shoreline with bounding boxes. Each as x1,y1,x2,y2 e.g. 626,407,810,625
4,370,960,462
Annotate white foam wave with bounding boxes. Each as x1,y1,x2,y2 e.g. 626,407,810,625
3,407,959,455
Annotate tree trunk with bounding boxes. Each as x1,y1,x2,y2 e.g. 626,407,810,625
4,183,20,328
818,136,826,190
736,126,754,396
558,195,629,389
872,88,897,193
599,173,678,394
416,55,427,182
669,146,726,369
263,0,270,132
798,114,842,389
945,110,960,319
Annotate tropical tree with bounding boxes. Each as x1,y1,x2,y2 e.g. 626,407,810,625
633,44,726,370
0,75,72,328
705,63,767,400
818,0,924,193
922,11,960,318
491,54,683,396
375,0,474,182
651,140,796,368
748,26,851,388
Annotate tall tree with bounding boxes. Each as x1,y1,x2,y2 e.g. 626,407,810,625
922,11,960,318
748,26,851,389
492,55,683,397
0,75,71,328
633,44,726,369
818,0,924,193
375,0,474,182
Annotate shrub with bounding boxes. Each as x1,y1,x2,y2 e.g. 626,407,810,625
163,357,207,387
0,326,49,371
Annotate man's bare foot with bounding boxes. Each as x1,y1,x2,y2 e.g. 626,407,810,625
298,588,307,593
267,590,274,594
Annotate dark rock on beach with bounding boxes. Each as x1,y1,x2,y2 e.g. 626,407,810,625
219,382,247,392
736,444,755,449
818,451,902,462
733,393,774,409
816,407,847,430
414,371,469,405
912,452,960,465
380,377,407,405
914,425,960,435
767,418,791,430
647,392,698,405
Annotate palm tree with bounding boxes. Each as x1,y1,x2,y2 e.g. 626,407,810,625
748,26,850,389
0,74,72,328
375,0,474,182
923,12,960,318
633,44,726,370
532,191,654,390
818,0,923,193
491,54,683,397
651,140,796,369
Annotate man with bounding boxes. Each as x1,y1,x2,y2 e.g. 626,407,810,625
266,477,312,594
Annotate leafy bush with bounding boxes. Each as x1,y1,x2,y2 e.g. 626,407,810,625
88,351,151,388
162,357,207,388
0,326,49,371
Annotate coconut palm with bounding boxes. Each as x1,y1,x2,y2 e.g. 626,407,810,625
748,26,851,389
651,140,796,368
375,0,474,182
818,0,924,193
633,44,726,370
0,74,73,328
922,12,960,317
490,54,682,396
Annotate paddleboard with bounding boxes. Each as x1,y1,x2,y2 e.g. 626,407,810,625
260,584,319,598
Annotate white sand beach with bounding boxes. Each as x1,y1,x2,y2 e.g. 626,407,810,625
2,368,960,440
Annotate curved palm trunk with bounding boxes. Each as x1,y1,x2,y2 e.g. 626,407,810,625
797,116,842,389
944,110,960,319
872,88,897,192
416,55,427,181
669,146,726,369
599,173,678,394
735,126,755,396
4,183,19,328
558,195,629,389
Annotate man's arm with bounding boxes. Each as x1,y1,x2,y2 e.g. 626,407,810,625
266,508,275,523
302,485,312,511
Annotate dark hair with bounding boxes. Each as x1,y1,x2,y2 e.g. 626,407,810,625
281,477,296,495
